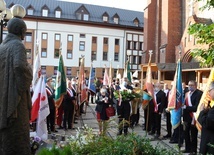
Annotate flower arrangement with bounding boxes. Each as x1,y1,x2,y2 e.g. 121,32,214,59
113,88,142,101
30,136,41,155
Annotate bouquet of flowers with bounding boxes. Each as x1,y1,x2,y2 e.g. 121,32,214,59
113,88,141,101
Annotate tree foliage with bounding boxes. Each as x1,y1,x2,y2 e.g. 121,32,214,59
188,0,214,67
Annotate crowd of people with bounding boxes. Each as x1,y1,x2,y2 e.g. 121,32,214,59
30,75,214,155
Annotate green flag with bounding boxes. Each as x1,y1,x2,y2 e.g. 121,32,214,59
127,60,132,82
55,54,67,107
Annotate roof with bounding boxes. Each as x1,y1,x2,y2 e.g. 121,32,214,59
6,0,144,28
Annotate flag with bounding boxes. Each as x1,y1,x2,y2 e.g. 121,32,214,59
145,54,157,112
132,70,138,78
32,53,41,90
168,59,183,129
88,65,96,95
31,76,50,140
142,91,152,109
195,68,214,131
55,54,67,107
79,57,87,104
123,59,132,82
103,65,109,86
109,61,112,87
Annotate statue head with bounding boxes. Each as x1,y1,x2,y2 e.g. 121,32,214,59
7,17,27,40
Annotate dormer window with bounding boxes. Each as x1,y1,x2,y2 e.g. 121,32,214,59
133,17,139,26
113,13,120,24
26,5,34,16
55,6,62,18
27,8,34,15
75,5,90,21
102,12,109,22
42,5,49,17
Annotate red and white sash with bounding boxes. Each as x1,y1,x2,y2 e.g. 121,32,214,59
67,88,74,97
185,92,196,125
46,85,53,96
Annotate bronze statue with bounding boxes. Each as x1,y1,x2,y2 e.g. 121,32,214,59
0,18,33,155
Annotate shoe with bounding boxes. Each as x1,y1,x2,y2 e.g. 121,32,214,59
51,130,58,133
57,126,63,129
163,134,171,139
148,131,155,135
154,134,160,139
48,130,51,134
169,140,178,144
188,152,196,155
74,121,78,124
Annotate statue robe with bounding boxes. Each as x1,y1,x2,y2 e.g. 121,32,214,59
0,33,33,155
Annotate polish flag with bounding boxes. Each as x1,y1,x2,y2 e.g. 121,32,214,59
31,75,50,140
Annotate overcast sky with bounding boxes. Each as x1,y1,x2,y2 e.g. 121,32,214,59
58,0,147,12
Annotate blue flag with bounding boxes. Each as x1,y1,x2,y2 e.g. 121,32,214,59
88,66,96,95
170,59,183,129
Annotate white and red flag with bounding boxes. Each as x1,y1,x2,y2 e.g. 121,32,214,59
31,75,50,140
32,53,41,91
103,65,109,86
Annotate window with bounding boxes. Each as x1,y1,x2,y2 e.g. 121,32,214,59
42,33,47,40
133,42,137,50
92,37,97,44
127,41,131,49
54,49,59,58
54,66,58,75
25,32,32,42
133,56,137,64
27,9,33,15
67,67,71,75
83,14,89,21
55,10,61,18
68,35,73,42
67,50,73,59
114,53,119,61
103,16,108,22
139,56,142,64
103,51,108,61
41,66,46,75
79,41,85,51
184,37,187,47
139,42,143,50
55,34,60,41
42,9,48,17
134,20,139,26
103,38,108,44
26,49,32,59
80,34,85,38
91,51,97,61
114,17,119,24
115,39,119,45
41,48,47,57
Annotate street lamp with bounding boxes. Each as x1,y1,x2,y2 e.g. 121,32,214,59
0,0,26,44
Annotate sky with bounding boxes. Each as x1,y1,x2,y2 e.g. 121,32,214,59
58,0,147,12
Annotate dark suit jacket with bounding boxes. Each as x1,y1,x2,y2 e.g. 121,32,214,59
46,86,55,110
155,90,166,113
183,89,203,123
63,89,76,109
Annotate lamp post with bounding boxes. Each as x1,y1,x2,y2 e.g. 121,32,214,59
0,0,26,44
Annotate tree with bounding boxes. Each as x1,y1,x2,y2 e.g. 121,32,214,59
188,0,214,67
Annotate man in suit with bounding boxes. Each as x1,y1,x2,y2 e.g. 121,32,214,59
149,83,166,138
46,77,57,133
182,80,203,154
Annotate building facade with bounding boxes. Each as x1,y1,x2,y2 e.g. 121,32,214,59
143,0,213,86
5,0,144,79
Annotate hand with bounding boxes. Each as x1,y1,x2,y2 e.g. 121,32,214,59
182,105,186,109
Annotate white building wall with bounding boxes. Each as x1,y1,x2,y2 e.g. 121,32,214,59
25,20,143,72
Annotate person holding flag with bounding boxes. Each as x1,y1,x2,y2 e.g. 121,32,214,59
198,80,214,155
182,80,202,154
46,77,57,134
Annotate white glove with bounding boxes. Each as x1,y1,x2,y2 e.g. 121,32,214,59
182,105,186,109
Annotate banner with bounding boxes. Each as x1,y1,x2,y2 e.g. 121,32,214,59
88,65,96,95
195,68,214,131
32,53,41,90
169,59,183,129
103,65,109,86
79,57,87,104
31,76,50,140
55,54,67,107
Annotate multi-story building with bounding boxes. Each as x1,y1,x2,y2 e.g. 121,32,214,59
143,0,213,87
5,0,144,78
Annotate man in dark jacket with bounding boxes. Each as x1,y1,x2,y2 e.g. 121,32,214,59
182,80,203,154
149,83,165,138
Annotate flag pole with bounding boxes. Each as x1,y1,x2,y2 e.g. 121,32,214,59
178,50,182,150
145,50,153,136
